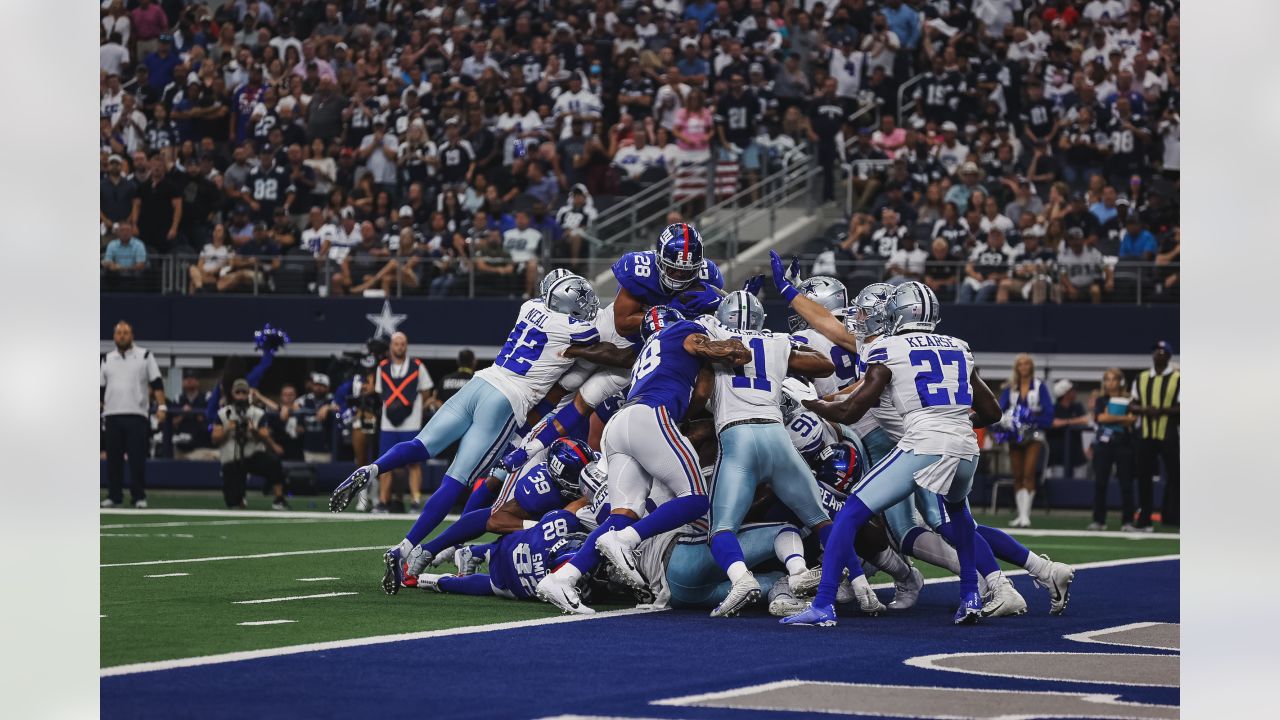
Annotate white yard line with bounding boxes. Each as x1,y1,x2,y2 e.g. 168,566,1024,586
101,508,459,522
144,573,190,578
101,546,386,568
1004,527,1180,541
102,519,344,530
237,620,297,627
102,554,1179,678
296,577,339,582
100,607,664,677
232,592,357,605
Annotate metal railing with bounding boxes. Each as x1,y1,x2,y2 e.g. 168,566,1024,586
896,71,928,127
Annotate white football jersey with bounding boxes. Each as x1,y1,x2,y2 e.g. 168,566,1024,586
855,340,905,441
789,330,860,397
698,317,792,433
475,300,600,419
786,410,844,459
863,332,979,457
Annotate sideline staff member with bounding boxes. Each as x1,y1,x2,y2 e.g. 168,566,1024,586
1131,340,1180,529
101,321,166,508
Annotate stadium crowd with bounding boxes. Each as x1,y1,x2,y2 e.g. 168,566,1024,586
100,0,1179,302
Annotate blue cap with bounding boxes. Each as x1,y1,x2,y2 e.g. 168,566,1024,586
1152,340,1173,354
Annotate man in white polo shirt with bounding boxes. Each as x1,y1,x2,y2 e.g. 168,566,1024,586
100,321,166,508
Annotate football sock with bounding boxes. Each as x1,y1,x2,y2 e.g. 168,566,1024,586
813,497,873,608
938,517,1001,578
976,525,1032,567
438,574,494,596
943,500,979,597
626,494,709,541
816,523,833,547
905,529,961,574
462,477,497,513
710,531,747,577
1023,551,1050,578
871,548,914,584
373,438,431,474
404,475,464,546
567,514,633,575
422,508,489,556
774,526,808,575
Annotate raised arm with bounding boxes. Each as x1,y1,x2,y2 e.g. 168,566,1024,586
563,341,638,369
770,250,858,353
803,363,890,424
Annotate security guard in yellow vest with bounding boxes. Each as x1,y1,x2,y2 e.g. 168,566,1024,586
1130,340,1179,530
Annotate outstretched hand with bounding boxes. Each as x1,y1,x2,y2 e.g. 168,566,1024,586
769,251,800,302
741,274,765,296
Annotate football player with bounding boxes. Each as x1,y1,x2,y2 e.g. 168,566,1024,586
695,290,840,617
330,275,602,595
781,279,1004,627
535,306,751,614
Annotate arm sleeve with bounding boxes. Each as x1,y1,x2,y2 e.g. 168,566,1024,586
1036,384,1055,429
146,353,162,382
997,386,1011,412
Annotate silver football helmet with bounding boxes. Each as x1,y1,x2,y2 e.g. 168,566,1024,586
715,290,766,331
848,283,894,341
538,268,575,299
544,275,600,322
884,281,941,334
787,276,849,332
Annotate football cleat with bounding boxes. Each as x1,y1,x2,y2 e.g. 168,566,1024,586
415,573,444,592
954,591,983,625
835,578,856,604
595,530,645,590
100,498,118,508
850,576,885,616
789,566,824,597
133,499,148,509
710,572,761,618
331,465,375,512
382,546,404,595
1032,554,1075,615
768,580,807,617
454,546,484,576
405,546,433,576
536,573,594,615
981,575,1027,617
780,602,838,627
271,498,290,511
888,566,925,611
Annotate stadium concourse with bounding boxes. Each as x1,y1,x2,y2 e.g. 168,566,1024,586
100,505,1178,720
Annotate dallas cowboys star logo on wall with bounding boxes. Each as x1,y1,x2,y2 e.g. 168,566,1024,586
366,300,407,338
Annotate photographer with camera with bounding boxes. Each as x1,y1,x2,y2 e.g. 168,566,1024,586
212,378,289,510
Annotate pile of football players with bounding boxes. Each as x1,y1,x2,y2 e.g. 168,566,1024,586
329,222,1075,627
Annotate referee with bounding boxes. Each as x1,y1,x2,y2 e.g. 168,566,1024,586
1130,340,1180,530
101,321,166,508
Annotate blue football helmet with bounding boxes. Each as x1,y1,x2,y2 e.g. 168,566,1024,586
655,223,706,292
814,442,863,499
884,281,941,334
544,275,600,322
538,268,576,299
640,305,685,342
787,276,849,332
714,289,766,331
547,438,596,498
848,282,894,341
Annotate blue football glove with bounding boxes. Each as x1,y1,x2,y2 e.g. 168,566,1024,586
770,251,800,303
501,447,529,472
786,255,802,286
741,274,765,297
672,283,724,317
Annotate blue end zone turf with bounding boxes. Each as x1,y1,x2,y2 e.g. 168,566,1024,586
102,559,1179,719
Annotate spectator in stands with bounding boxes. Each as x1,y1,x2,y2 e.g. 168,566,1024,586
503,211,543,298
998,231,1057,304
865,207,908,260
556,186,597,271
932,201,974,259
1003,178,1044,226
259,384,304,462
998,354,1055,528
297,373,337,465
1058,227,1112,303
102,222,148,290
1119,215,1158,261
884,233,927,286
188,223,230,294
101,154,139,236
958,228,1015,304
169,371,215,461
1090,368,1139,531
924,238,959,302
1047,378,1090,480
474,229,516,296
136,153,184,253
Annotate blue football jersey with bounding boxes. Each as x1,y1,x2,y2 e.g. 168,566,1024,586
611,250,724,307
488,509,583,599
625,319,706,423
513,462,567,517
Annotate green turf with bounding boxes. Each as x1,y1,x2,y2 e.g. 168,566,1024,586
101,493,1179,669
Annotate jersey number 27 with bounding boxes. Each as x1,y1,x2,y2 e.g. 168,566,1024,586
909,349,972,407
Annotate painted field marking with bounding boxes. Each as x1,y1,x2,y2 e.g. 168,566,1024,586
296,577,339,582
102,554,1179,677
238,620,298,627
102,519,343,530
902,651,1180,688
1064,621,1180,651
101,607,664,677
1004,527,1180,540
101,545,386,568
102,533,196,539
100,615,106,619
232,592,357,605
101,508,459,522
144,573,190,578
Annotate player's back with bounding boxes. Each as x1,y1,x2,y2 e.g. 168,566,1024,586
512,462,566,517
789,330,858,397
625,318,705,422
867,332,979,456
476,299,600,418
611,250,724,306
699,318,791,431
489,509,582,598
